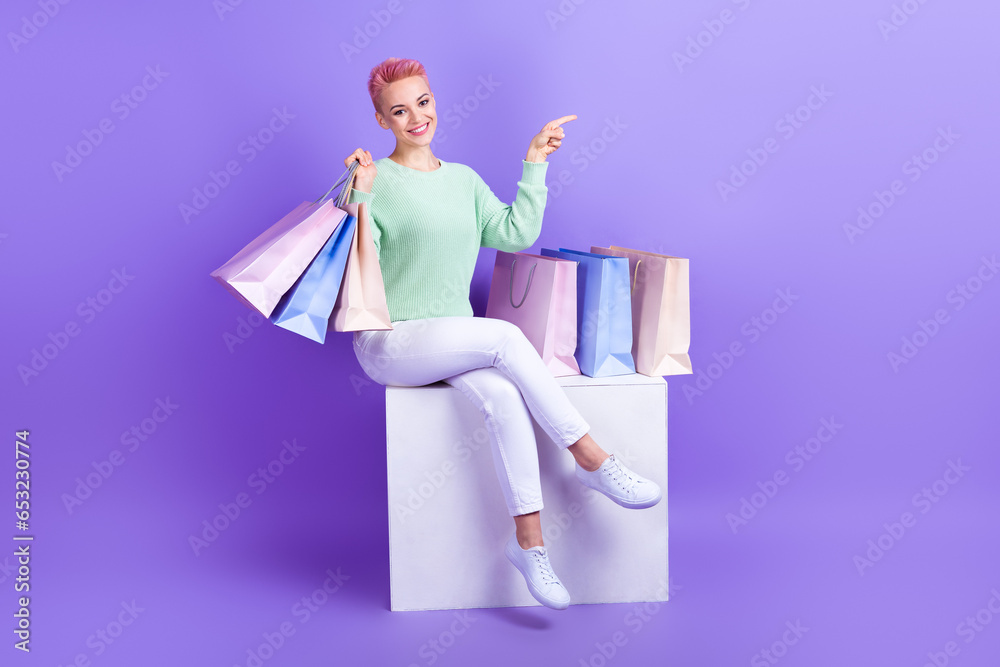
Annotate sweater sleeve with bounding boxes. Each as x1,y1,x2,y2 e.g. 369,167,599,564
347,188,381,259
476,160,549,252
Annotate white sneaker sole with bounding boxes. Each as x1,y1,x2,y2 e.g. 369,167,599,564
578,476,663,509
612,487,662,509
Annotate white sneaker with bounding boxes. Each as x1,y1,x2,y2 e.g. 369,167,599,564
503,533,571,610
576,454,662,509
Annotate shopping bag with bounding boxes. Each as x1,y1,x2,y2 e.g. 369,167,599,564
329,200,393,332
269,213,358,343
592,246,691,376
209,163,358,318
539,248,635,377
485,251,580,376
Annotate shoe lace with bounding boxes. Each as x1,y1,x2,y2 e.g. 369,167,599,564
530,550,558,584
607,457,638,493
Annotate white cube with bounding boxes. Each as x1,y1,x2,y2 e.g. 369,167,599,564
385,373,668,611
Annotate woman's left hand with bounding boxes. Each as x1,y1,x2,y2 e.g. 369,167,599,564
525,115,577,163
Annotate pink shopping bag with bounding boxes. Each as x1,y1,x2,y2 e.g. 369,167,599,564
210,167,355,318
591,245,692,376
485,251,580,376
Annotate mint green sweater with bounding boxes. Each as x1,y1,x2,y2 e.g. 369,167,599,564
347,157,549,323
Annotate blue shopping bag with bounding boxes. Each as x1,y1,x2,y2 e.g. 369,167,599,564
269,212,358,343
539,248,635,377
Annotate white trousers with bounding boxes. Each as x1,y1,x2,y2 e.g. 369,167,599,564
353,316,591,516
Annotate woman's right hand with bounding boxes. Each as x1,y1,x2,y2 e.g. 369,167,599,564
345,148,376,193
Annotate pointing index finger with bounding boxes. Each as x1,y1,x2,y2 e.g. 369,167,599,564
547,114,578,129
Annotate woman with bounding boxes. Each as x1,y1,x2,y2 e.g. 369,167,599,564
345,57,661,611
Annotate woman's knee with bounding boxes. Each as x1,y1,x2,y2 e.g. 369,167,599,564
452,368,524,421
479,366,524,400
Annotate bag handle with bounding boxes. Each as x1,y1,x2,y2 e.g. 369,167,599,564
311,160,360,206
508,258,537,308
631,259,643,295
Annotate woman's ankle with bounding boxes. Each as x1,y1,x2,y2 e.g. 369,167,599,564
568,441,609,472
516,531,544,549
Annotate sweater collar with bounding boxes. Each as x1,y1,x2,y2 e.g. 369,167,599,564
381,156,446,174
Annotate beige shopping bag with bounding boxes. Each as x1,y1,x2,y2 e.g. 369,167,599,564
591,245,692,376
329,201,392,332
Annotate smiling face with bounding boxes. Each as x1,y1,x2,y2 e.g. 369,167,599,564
376,75,436,146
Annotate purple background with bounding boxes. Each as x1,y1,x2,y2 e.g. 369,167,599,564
4,0,999,665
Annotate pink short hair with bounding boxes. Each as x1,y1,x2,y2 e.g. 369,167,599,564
367,57,429,114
